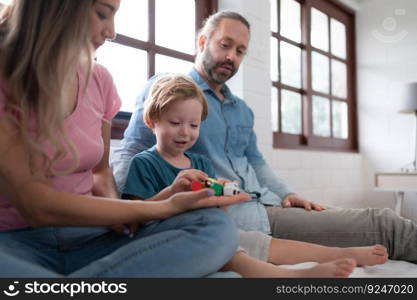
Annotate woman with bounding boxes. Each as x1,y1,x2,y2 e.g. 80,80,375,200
0,0,248,277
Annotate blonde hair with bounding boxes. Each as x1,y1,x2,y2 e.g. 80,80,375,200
144,74,208,126
0,0,95,176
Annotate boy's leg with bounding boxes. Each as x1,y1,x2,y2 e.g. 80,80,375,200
222,251,356,278
238,230,271,262
266,207,417,262
267,238,387,266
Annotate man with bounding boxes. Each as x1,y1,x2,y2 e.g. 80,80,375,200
111,11,417,262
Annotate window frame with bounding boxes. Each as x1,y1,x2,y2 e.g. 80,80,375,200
271,0,358,152
110,0,218,139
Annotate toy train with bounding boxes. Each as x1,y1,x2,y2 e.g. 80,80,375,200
191,178,241,196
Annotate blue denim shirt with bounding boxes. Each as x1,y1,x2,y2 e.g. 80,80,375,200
111,68,293,234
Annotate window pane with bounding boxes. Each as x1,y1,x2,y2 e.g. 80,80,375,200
96,43,148,113
280,41,301,88
331,59,347,98
312,96,330,137
270,0,278,32
332,100,348,139
271,87,279,132
155,54,193,75
331,18,347,59
156,0,195,54
281,90,302,134
116,0,148,41
280,0,301,43
312,51,329,94
271,38,279,81
311,8,329,51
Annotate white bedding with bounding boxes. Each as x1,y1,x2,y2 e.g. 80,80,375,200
281,260,417,277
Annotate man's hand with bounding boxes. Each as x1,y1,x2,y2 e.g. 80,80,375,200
282,194,326,211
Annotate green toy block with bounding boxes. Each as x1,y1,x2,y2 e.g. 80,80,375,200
211,183,223,196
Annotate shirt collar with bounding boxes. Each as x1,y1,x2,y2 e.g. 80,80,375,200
190,67,237,105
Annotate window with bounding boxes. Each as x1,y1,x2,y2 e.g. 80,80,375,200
96,0,218,138
270,0,357,151
0,0,9,9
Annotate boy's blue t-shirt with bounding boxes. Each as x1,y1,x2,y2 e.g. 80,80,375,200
122,145,216,199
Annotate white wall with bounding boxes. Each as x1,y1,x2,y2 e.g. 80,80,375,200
355,0,417,220
219,0,365,209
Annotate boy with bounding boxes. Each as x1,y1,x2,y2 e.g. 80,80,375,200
121,75,388,277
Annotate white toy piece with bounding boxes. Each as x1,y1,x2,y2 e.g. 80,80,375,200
223,182,241,196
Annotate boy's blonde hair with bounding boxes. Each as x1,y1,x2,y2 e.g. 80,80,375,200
144,74,208,125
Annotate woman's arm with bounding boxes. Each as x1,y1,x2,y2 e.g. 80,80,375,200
0,118,249,228
129,186,172,201
92,122,118,198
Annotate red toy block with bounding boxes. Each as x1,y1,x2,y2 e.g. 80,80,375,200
191,180,203,191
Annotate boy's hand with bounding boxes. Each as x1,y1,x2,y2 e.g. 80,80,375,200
170,169,208,194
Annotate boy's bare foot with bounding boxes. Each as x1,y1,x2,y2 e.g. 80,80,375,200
292,258,356,278
224,251,358,278
341,244,388,266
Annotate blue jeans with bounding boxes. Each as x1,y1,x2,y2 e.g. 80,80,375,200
0,208,239,277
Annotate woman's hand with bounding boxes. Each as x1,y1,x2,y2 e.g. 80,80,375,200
165,188,250,215
215,178,240,211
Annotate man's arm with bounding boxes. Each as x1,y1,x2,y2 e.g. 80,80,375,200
244,110,325,211
243,110,293,204
252,161,293,203
110,75,164,191
111,136,154,191
245,132,325,210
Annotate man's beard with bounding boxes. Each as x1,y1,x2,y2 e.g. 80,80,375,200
201,46,237,84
